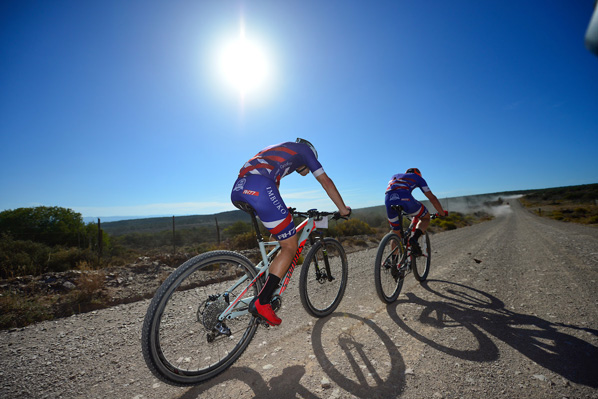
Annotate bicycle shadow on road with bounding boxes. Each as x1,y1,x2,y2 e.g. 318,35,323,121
311,312,406,398
179,312,406,399
386,279,598,388
178,364,319,399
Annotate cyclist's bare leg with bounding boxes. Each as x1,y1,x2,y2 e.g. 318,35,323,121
250,234,298,325
269,234,299,278
416,213,431,233
390,229,402,251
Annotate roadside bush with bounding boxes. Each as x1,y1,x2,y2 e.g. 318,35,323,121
229,232,259,250
70,271,106,304
0,235,50,278
437,220,457,230
223,221,253,239
0,292,55,329
46,248,96,273
0,234,101,278
328,219,375,237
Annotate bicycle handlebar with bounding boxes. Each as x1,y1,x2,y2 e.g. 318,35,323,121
288,207,349,220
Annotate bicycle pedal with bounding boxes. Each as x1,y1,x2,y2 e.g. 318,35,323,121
255,317,270,328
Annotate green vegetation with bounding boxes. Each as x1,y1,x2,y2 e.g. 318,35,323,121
328,218,376,237
520,183,598,225
429,211,493,232
0,207,111,279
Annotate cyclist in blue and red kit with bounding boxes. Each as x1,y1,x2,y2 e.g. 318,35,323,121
231,138,351,326
385,168,447,255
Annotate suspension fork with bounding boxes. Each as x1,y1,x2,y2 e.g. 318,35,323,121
310,231,334,281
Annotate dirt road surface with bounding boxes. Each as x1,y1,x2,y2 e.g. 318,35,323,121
1,200,597,399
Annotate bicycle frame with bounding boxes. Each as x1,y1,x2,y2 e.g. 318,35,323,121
391,205,420,256
391,205,438,264
217,215,317,322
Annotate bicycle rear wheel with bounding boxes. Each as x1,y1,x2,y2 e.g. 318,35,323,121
141,251,261,385
412,232,431,281
299,238,348,317
374,232,404,303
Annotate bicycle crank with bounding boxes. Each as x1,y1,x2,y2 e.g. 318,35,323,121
270,295,282,312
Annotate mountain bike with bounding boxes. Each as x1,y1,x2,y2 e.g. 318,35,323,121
141,205,349,385
374,205,442,303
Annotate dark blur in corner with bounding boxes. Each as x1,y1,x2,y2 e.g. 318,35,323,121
585,0,598,56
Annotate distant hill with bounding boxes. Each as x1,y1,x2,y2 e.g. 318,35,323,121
99,188,540,236
100,209,252,236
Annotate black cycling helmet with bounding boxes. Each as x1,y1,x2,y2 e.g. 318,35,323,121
406,168,422,177
296,138,318,159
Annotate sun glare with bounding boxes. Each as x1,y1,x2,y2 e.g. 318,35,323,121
219,22,271,98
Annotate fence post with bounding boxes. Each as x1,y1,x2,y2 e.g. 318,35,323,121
215,217,220,245
97,218,102,264
172,216,176,255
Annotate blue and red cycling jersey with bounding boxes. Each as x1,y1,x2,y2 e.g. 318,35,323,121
385,172,430,229
385,172,430,194
231,142,324,240
238,142,324,183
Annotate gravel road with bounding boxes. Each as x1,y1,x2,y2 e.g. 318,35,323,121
1,200,597,399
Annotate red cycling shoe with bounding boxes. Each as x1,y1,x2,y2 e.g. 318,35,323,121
249,298,282,326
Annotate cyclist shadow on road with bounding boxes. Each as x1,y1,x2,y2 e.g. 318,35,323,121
386,279,598,388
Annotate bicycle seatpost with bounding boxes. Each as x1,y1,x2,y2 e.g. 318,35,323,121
249,212,264,242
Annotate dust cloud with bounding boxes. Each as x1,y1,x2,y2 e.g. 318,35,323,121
424,194,523,218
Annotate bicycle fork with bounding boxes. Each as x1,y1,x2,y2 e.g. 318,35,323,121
310,233,335,283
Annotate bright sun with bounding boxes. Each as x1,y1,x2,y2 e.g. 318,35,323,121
219,26,270,97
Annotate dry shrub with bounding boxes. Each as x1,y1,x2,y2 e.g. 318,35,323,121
72,271,105,303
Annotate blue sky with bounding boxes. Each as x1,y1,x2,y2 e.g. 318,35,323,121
1,1,597,220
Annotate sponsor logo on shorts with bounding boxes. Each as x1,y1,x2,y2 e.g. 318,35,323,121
266,186,288,215
389,193,401,201
277,228,296,240
243,189,259,196
233,178,246,192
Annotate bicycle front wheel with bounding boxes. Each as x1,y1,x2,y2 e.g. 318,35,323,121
299,238,348,317
141,251,261,386
412,232,431,281
374,232,404,303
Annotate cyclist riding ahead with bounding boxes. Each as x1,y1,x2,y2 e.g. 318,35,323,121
385,168,447,255
231,138,351,326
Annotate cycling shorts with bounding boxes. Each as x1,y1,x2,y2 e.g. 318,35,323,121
230,175,296,241
385,190,428,230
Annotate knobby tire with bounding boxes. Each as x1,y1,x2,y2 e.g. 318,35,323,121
412,232,431,281
299,238,348,317
374,232,405,303
141,250,261,386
